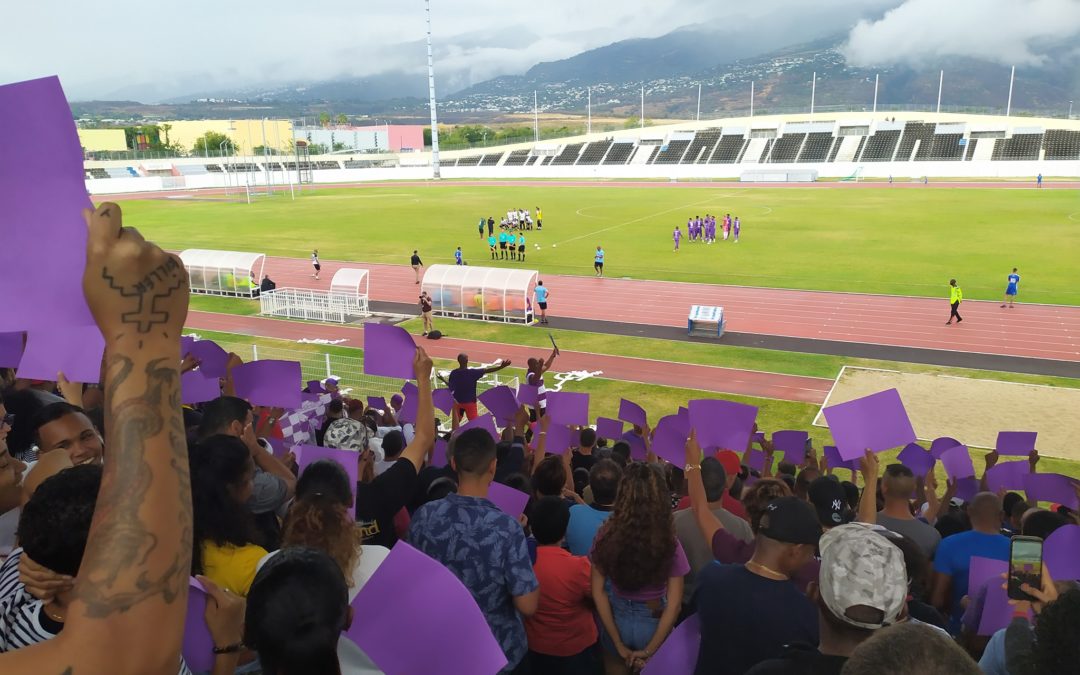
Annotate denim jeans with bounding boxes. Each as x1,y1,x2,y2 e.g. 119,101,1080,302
599,591,664,654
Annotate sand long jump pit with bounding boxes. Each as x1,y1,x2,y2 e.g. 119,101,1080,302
812,367,1080,462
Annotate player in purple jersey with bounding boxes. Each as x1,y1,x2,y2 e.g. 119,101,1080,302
673,226,682,252
733,217,741,243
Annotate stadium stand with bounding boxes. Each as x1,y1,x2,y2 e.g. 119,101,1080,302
826,137,842,162
541,156,554,165
962,138,978,160
681,128,722,164
576,140,613,165
479,153,503,166
991,132,1044,161
796,132,834,162
525,155,539,165
653,139,691,164
857,129,901,162
315,161,341,170
708,135,747,164
176,164,209,175
919,133,964,161
895,122,936,162
223,163,260,172
767,134,804,163
1043,129,1080,160
503,149,530,166
105,167,133,178
87,167,110,179
455,156,483,167
602,141,635,165
551,143,584,165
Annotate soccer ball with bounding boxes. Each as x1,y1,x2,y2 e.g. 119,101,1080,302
552,244,557,248
534,244,540,249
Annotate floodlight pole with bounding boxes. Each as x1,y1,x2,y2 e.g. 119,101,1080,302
425,0,441,180
936,70,943,114
1006,65,1015,117
587,87,592,135
810,71,816,115
873,74,879,114
534,90,539,142
696,82,702,121
750,80,754,118
640,85,645,129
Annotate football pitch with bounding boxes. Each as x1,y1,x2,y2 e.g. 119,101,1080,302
119,184,1080,304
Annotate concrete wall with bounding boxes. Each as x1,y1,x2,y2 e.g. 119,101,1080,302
77,128,127,152
163,119,294,155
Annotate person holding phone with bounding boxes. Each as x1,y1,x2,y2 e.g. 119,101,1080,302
419,291,434,336
1007,536,1044,601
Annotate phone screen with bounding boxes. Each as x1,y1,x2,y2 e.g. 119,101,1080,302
1008,537,1043,601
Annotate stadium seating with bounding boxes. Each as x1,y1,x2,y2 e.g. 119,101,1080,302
551,143,584,165
479,153,503,166
857,130,901,162
455,156,483,167
796,132,834,163
105,167,133,178
602,142,636,165
576,141,613,165
826,137,843,162
653,139,691,164
709,135,747,164
680,128,722,164
895,122,936,162
315,161,341,170
1043,129,1080,160
767,134,805,163
176,164,208,176
540,156,554,165
991,133,1043,161
919,133,964,161
87,167,110,179
205,164,224,173
223,163,260,172
525,155,540,165
503,149,530,166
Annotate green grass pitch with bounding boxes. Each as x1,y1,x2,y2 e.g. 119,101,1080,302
119,184,1080,304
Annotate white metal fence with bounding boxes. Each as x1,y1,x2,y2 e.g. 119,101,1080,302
259,287,369,324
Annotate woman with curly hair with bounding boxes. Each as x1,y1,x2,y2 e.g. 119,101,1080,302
591,462,688,674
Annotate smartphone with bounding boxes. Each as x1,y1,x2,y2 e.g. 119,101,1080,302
804,437,814,458
1007,535,1044,601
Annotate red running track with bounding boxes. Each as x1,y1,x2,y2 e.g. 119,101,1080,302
255,255,1080,363
186,310,834,404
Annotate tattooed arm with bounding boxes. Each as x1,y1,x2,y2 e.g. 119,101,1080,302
0,203,191,675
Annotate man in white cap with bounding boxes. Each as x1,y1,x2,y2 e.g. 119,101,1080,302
746,522,908,675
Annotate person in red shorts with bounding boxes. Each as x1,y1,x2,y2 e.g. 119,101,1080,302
446,353,512,424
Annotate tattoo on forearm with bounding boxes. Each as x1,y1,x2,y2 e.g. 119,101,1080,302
75,356,191,619
101,258,184,334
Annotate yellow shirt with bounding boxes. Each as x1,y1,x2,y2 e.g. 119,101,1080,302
201,541,269,597
950,286,963,304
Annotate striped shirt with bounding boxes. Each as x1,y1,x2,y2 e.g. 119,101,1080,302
527,371,547,409
0,548,193,674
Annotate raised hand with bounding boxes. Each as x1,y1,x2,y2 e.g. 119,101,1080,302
685,428,702,467
859,449,879,481
414,346,434,382
984,449,1000,471
56,371,83,407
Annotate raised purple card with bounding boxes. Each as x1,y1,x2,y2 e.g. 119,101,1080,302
897,442,935,477
617,398,648,427
367,396,388,412
930,436,962,459
623,432,648,461
641,613,700,675
1023,473,1080,509
595,417,624,441
515,384,539,407
955,477,979,502
688,399,759,454
823,445,857,473
967,556,1008,597
433,438,449,467
543,423,574,455
182,577,214,672
0,332,24,368
985,461,1030,493
181,371,221,404
752,431,765,444
479,386,520,423
822,388,916,461
545,391,590,427
0,77,95,333
180,335,196,356
1045,525,1080,581
745,449,766,473
187,339,229,378
652,415,690,466
344,542,508,675
996,431,1037,456
362,323,417,379
979,582,1030,636
487,481,530,519
771,430,809,458
398,381,420,424
16,326,105,383
454,413,499,442
307,379,325,393
940,445,975,480
231,359,302,410
432,388,454,415
294,445,359,501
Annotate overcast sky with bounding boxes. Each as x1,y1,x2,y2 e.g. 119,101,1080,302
3,0,1077,101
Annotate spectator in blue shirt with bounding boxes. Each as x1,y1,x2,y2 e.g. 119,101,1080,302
566,459,620,556
454,246,463,265
408,427,540,674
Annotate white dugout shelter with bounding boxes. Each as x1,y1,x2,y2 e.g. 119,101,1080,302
179,249,266,298
422,264,537,324
260,268,370,324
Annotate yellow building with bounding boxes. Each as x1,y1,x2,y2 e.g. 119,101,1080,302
77,128,128,152
162,119,294,155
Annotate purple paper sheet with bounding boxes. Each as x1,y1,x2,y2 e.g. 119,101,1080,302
433,438,449,467
1045,525,1080,581
267,437,289,459
432,388,454,415
940,445,975,480
897,443,936,477
515,384,539,407
955,477,979,502
487,481,531,519
231,359,302,410
398,382,420,424
182,578,214,672
367,396,388,411
454,413,499,441
307,379,325,393
1023,473,1080,509
771,430,808,458
622,432,648,461
822,388,916,461
985,461,1030,493
641,613,700,675
745,449,766,473
0,332,24,368
930,436,962,459
479,386,520,422
16,326,105,383
344,542,508,675
180,335,196,355
294,445,359,502
968,556,1008,597
595,417,624,441
752,431,765,444
996,431,1038,457
652,415,690,466
823,445,857,474
688,399,758,454
187,339,229,378
181,371,221,404
544,391,590,427
0,77,95,333
362,323,417,379
542,423,574,455
979,583,1030,636
617,399,647,427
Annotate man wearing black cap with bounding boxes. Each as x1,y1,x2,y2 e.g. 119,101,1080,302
808,476,852,530
694,496,822,675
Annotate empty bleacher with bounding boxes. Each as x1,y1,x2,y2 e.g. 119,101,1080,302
919,133,964,161
681,129,722,164
525,155,539,166
768,134,805,163
551,143,584,166
176,164,209,175
479,153,503,166
602,142,635,165
796,133,834,163
87,168,110,179
105,167,134,178
315,161,341,170
963,139,978,160
576,141,613,165
826,138,843,162
895,123,936,162
653,139,691,164
541,156,554,166
709,135,746,163
223,163,260,172
205,164,223,173
858,130,901,162
991,133,1043,161
503,149,530,166
455,156,483,167
1043,130,1080,160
